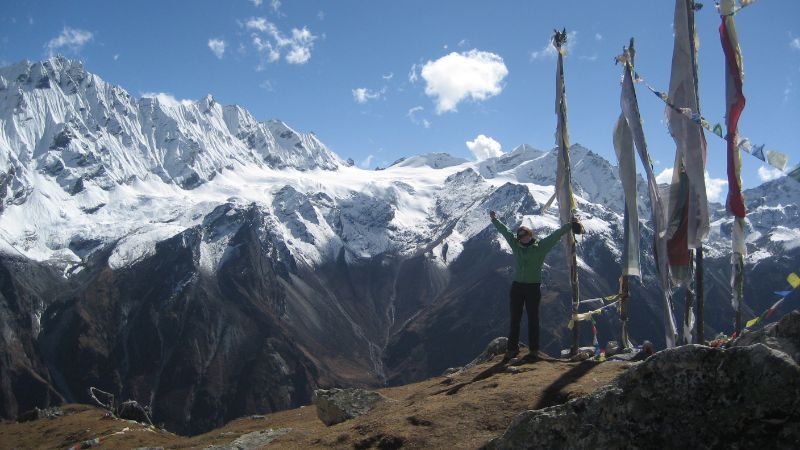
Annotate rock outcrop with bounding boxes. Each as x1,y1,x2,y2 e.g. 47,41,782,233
733,309,800,363
313,388,392,426
485,344,800,449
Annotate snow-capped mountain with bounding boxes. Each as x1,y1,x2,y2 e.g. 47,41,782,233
1,57,797,434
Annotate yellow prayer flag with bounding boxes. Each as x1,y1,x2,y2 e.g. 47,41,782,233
788,273,800,289
746,317,760,328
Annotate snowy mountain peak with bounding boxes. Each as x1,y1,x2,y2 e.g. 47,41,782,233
0,57,342,201
390,152,469,169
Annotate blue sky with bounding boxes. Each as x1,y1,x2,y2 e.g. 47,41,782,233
1,0,798,199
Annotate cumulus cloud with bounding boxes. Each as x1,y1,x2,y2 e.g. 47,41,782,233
655,168,728,203
420,49,508,114
705,174,728,203
249,0,263,6
352,87,381,103
407,106,431,128
466,134,503,161
46,27,93,56
655,167,674,184
271,0,281,12
247,18,317,65
792,37,800,50
758,166,784,182
141,92,195,108
208,38,226,59
530,30,577,61
656,167,728,202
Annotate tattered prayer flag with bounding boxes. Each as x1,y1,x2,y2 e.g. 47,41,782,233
619,42,677,346
766,150,788,171
720,0,747,220
553,29,581,353
713,123,724,138
788,273,800,289
666,0,710,250
746,316,760,328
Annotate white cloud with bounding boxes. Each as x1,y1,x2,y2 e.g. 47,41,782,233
285,27,316,64
208,38,226,59
791,37,800,50
705,174,727,203
458,39,469,47
595,33,603,41
784,78,794,103
246,17,269,32
382,72,394,80
408,63,420,83
253,36,280,64
407,106,431,128
655,167,674,184
655,167,728,202
141,92,194,108
352,87,381,103
113,54,119,61
758,166,784,182
318,11,325,21
46,27,93,56
360,154,374,168
420,49,508,114
248,19,317,65
530,30,577,61
249,0,263,6
466,134,503,160
271,0,281,12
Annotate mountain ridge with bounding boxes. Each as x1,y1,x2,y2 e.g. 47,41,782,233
0,57,797,434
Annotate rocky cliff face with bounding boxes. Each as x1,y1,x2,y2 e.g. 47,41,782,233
0,57,798,434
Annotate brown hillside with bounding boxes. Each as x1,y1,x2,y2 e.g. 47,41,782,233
0,356,630,449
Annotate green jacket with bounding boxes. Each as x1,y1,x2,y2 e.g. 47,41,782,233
492,218,571,284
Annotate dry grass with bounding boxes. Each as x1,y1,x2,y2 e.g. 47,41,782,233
1,355,631,449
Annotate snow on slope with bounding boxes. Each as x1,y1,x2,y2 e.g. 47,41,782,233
0,57,796,276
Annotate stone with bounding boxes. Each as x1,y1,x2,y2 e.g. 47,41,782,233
484,344,800,449
605,340,620,357
204,428,290,450
733,310,800,364
313,388,392,426
16,407,64,422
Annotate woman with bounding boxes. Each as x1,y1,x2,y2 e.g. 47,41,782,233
489,210,583,361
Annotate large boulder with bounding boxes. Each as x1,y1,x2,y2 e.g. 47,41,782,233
733,309,800,363
313,388,392,426
484,344,800,449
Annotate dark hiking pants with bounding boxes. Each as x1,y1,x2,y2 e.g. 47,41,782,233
508,281,541,353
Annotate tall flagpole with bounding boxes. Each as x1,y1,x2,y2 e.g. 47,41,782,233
719,0,747,335
615,38,676,349
666,0,711,345
613,38,642,351
552,29,580,356
687,0,706,345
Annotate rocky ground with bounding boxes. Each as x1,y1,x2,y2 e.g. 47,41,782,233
0,354,629,449
3,310,799,449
